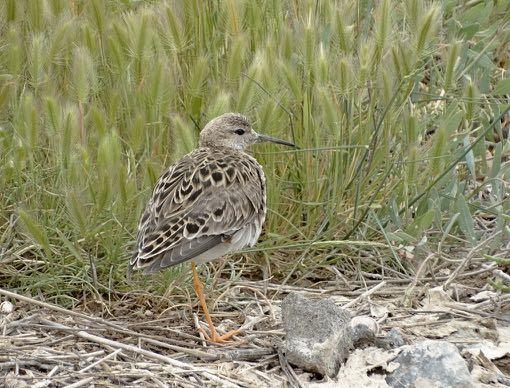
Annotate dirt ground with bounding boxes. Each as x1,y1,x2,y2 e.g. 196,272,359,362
1,261,509,387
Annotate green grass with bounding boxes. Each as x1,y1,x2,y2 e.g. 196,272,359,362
1,0,509,306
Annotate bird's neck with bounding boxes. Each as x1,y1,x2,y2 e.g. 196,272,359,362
200,143,246,153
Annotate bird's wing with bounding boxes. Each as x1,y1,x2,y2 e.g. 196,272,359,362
129,148,266,273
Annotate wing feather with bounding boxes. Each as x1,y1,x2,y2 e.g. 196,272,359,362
129,148,265,273
143,235,224,274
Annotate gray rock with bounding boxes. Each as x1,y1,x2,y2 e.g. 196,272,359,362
281,293,353,377
350,316,378,348
386,340,474,388
376,328,406,350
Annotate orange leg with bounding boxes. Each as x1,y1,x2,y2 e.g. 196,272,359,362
191,262,240,343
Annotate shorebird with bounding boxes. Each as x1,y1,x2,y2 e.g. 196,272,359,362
129,113,295,342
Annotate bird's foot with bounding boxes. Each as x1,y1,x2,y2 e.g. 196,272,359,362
200,327,241,344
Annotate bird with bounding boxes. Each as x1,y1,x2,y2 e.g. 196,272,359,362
128,112,295,343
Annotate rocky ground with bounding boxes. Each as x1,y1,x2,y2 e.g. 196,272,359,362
1,260,509,387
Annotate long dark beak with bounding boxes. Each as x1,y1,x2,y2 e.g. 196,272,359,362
257,133,296,147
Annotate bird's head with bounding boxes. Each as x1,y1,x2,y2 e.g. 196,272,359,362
198,112,295,150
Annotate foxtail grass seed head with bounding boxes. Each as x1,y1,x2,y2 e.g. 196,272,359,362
444,41,461,91
71,46,96,103
416,5,440,55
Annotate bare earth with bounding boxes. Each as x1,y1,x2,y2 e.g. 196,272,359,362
1,256,509,387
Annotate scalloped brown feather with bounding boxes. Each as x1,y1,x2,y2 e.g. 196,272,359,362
130,145,266,273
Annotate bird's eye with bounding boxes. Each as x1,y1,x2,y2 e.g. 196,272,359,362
234,128,245,135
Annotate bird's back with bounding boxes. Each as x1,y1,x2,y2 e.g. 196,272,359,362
129,147,266,273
